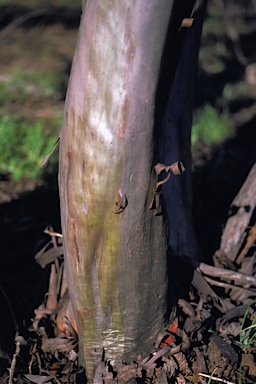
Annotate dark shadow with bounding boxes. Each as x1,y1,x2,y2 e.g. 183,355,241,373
0,287,17,371
194,60,245,109
166,248,197,322
0,173,60,335
192,119,256,263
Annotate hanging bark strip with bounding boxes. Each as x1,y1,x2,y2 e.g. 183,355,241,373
149,161,185,213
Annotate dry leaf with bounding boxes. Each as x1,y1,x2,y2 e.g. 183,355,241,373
241,353,256,376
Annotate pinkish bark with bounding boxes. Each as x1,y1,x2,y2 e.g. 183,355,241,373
59,1,174,381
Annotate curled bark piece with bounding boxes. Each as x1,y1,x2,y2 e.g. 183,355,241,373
143,345,172,368
180,18,194,28
170,161,185,176
154,163,166,175
149,161,185,212
156,172,171,188
154,161,185,177
178,299,195,317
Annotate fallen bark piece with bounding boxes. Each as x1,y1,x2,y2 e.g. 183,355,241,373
220,163,256,262
192,269,234,313
210,333,238,369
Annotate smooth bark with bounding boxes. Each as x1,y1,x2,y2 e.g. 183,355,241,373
59,1,174,380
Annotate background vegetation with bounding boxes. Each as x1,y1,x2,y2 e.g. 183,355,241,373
0,0,80,181
193,0,256,146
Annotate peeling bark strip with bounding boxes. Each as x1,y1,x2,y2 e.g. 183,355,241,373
59,1,174,380
149,161,185,213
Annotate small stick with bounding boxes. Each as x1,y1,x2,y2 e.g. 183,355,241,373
204,276,256,295
43,227,63,238
8,334,25,384
198,373,235,384
40,137,60,168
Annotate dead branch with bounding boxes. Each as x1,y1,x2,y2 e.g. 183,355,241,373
198,262,256,286
220,163,256,262
0,9,54,39
204,276,256,296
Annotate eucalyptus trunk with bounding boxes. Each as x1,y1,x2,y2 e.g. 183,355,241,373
59,1,173,380
58,0,206,381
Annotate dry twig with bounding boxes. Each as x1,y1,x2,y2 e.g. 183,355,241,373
198,263,256,286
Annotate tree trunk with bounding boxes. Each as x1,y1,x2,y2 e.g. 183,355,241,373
58,0,206,381
59,1,173,380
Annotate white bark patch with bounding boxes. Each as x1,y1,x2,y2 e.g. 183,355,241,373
85,4,129,147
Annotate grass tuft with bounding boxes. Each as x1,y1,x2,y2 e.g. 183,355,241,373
0,115,58,180
235,307,256,353
192,104,231,148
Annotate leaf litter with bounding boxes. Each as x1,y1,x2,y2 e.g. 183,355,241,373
1,165,256,383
